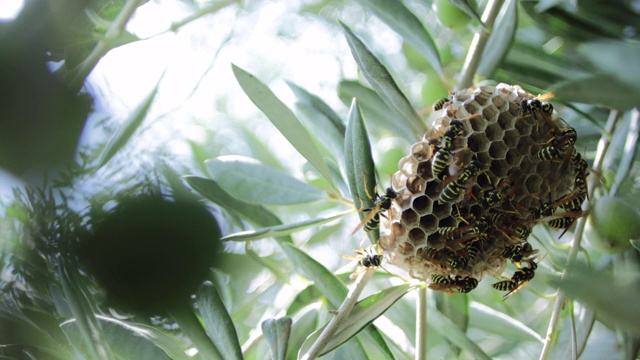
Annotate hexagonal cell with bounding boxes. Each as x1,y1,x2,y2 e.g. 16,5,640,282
411,195,433,215
464,100,481,115
397,241,415,255
424,181,440,201
401,208,419,227
416,161,433,181
524,173,543,195
468,114,488,132
516,137,533,156
391,222,407,237
491,95,509,111
482,105,499,122
488,140,509,160
406,175,425,194
467,133,490,153
408,227,427,244
490,158,509,178
399,155,419,177
503,129,519,148
431,201,452,220
497,110,516,131
474,88,492,106
411,141,432,162
392,171,408,190
485,122,505,142
504,149,522,167
419,214,438,234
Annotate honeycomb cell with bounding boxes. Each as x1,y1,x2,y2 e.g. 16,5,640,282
399,155,419,177
412,195,432,215
485,122,505,142
464,101,481,115
467,133,491,153
424,181,440,201
406,175,425,194
498,109,516,130
419,215,438,235
524,174,543,195
401,208,419,227
482,105,499,122
503,129,519,148
411,141,432,162
468,114,488,132
488,140,509,160
416,161,433,181
408,228,426,244
431,201,452,219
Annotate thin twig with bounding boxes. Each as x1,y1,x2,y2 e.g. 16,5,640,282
302,267,375,360
457,0,505,90
538,110,620,360
415,286,427,360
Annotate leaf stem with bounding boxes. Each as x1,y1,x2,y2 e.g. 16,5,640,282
415,286,427,360
457,0,505,89
301,267,375,360
66,0,145,92
538,109,621,360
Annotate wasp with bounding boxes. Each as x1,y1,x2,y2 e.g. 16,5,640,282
341,244,387,279
442,215,492,242
479,175,517,209
492,259,538,300
520,93,555,116
502,242,538,265
429,275,478,294
351,185,398,235
432,119,465,179
465,238,484,265
534,127,577,161
432,97,450,111
438,159,483,204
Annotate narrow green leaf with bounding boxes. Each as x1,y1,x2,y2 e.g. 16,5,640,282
286,81,346,135
478,0,517,77
450,0,485,26
435,290,470,355
469,302,544,343
169,304,222,360
232,64,337,190
206,155,324,205
197,282,243,360
183,176,282,228
429,305,492,360
281,242,347,307
340,22,426,137
344,99,378,243
61,316,175,360
551,267,640,337
221,209,354,242
337,80,419,141
286,285,324,317
96,82,159,169
355,0,442,76
578,40,640,94
552,74,640,110
631,239,640,252
262,317,293,360
320,283,418,354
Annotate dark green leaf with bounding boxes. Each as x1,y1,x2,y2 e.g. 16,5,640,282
337,80,419,141
96,82,159,169
344,99,378,243
340,22,426,137
61,316,179,360
578,40,640,94
551,266,640,337
478,0,517,77
232,64,337,190
450,0,484,26
355,0,442,76
552,74,640,110
286,286,323,317
197,282,243,360
429,304,492,360
469,302,544,343
221,209,353,242
262,317,293,360
205,155,324,205
183,176,290,243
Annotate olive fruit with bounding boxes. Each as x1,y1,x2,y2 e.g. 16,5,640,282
589,196,640,253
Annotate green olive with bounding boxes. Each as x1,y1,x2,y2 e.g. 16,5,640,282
433,0,473,29
588,196,640,253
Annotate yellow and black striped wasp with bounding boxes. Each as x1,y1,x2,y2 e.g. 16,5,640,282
429,274,479,295
492,259,538,300
502,242,538,266
438,159,484,204
432,96,450,111
534,126,577,161
432,119,465,179
341,243,388,279
351,183,398,235
520,93,555,117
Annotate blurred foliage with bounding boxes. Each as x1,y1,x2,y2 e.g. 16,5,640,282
0,0,639,359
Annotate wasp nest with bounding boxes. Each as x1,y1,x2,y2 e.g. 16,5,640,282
379,83,587,295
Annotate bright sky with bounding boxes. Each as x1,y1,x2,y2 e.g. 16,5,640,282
0,0,23,21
